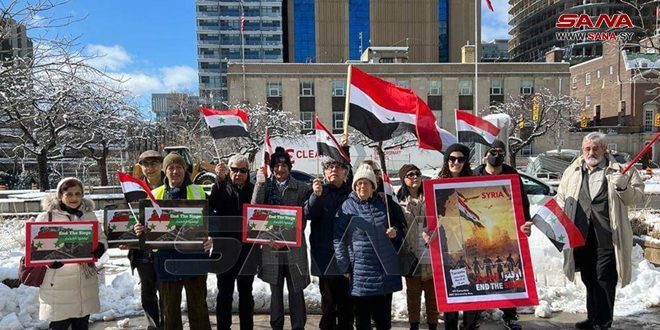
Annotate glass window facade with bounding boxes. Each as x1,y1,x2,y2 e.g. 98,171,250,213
490,80,503,95
301,111,314,130
332,81,345,97
459,80,473,95
429,80,442,95
438,0,449,62
294,0,316,63
349,0,370,60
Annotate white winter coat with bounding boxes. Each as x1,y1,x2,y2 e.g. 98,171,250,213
557,154,644,286
34,194,107,322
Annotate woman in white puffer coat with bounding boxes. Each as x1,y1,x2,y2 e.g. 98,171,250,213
34,177,107,330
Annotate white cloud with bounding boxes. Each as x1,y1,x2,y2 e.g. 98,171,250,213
108,72,162,97
481,0,510,42
85,44,133,71
160,66,198,91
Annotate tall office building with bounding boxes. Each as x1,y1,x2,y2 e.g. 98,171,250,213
196,0,284,105
509,0,657,63
286,0,478,64
196,0,479,105
0,18,33,64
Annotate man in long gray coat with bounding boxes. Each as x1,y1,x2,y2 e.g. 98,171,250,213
554,132,644,330
252,147,312,330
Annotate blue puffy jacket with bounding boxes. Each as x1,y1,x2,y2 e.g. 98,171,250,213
333,191,404,297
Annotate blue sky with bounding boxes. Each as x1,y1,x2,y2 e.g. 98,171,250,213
29,0,509,101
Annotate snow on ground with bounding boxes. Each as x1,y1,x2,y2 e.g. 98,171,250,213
2,210,660,328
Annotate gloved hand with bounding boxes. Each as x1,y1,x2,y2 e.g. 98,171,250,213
610,172,629,190
93,244,106,259
49,261,64,269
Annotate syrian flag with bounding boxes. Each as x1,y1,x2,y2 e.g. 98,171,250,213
457,198,484,228
200,106,249,139
455,110,501,146
348,66,455,151
532,198,585,252
117,172,162,216
262,133,273,177
315,118,350,166
382,172,399,203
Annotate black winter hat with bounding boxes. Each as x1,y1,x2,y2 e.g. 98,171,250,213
444,143,471,158
397,164,420,182
269,146,292,170
484,139,507,156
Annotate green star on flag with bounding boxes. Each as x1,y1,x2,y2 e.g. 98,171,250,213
557,235,565,242
218,117,225,124
110,224,117,231
34,241,43,249
548,216,557,224
236,118,242,124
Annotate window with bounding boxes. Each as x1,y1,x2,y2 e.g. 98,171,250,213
332,81,345,97
609,65,614,75
585,73,591,85
571,77,577,89
333,112,344,131
267,81,281,97
607,143,618,152
644,105,656,132
597,70,600,79
429,80,442,96
300,80,314,96
300,111,314,130
585,95,591,107
521,80,534,95
490,79,503,95
397,80,410,88
459,80,473,95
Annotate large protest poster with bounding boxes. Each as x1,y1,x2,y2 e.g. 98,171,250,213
423,175,538,312
139,200,208,249
25,221,99,267
104,203,139,248
242,204,302,247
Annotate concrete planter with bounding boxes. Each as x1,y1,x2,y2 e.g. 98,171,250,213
634,236,660,266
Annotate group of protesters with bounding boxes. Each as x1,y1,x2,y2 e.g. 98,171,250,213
30,131,643,330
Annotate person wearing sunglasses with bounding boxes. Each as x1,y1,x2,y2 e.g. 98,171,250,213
473,139,531,330
304,158,354,330
396,164,438,330
208,155,259,330
436,143,481,330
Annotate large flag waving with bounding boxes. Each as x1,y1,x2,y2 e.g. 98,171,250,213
348,66,455,151
455,110,501,146
532,198,585,252
262,133,273,177
117,171,162,215
315,118,350,166
200,106,249,139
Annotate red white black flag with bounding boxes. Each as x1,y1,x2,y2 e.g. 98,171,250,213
116,171,162,215
455,110,501,146
532,198,585,252
315,118,350,166
200,106,249,139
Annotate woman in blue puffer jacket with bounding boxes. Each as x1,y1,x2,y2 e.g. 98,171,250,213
333,164,405,330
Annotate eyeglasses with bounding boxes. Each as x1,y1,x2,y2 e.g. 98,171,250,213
448,156,466,163
488,149,505,156
406,171,421,178
230,167,249,174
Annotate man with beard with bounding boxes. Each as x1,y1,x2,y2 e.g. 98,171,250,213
537,132,643,330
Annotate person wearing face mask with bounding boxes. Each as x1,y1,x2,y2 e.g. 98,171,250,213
549,132,643,330
35,177,107,330
473,140,530,330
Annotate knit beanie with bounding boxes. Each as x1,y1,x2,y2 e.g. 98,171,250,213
269,146,292,170
162,152,186,171
444,143,471,157
485,139,507,156
397,164,421,182
352,164,377,190
56,177,84,198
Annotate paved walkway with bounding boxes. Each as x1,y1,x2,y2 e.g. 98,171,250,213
92,309,660,329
